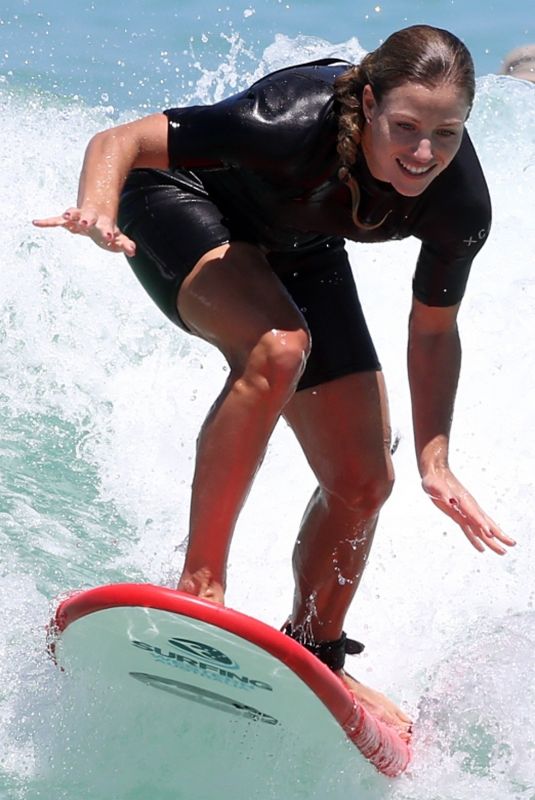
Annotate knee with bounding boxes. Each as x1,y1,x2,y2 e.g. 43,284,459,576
323,463,395,517
244,327,311,399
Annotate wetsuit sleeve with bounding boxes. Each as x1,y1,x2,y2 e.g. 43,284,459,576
164,94,260,170
163,66,338,173
412,132,492,307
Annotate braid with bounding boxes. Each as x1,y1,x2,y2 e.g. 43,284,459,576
334,64,366,169
332,26,474,230
334,59,391,231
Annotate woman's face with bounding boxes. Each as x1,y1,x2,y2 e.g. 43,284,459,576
360,81,470,196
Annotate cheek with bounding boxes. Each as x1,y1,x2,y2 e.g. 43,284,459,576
436,137,463,165
371,123,395,161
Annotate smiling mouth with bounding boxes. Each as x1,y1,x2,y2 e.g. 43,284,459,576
396,158,436,177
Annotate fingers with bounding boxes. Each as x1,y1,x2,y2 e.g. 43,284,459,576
32,207,136,256
32,215,69,228
446,496,511,554
101,232,136,256
425,477,516,556
461,523,506,555
455,506,515,555
62,207,100,234
477,525,515,555
114,233,136,257
482,522,516,549
32,207,88,229
93,228,136,255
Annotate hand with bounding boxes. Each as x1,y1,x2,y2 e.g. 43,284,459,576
422,466,516,555
32,206,136,256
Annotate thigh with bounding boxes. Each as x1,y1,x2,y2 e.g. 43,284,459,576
118,168,234,328
270,241,381,391
283,371,394,491
119,169,309,363
177,242,310,366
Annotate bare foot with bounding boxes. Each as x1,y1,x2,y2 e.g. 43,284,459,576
337,669,412,742
177,568,225,605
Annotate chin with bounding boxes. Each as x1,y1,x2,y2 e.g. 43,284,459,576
391,162,443,196
394,182,431,197
392,171,440,196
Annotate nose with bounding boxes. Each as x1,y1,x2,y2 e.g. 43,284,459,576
413,137,433,162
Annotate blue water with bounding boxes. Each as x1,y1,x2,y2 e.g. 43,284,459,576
1,0,535,798
2,0,534,111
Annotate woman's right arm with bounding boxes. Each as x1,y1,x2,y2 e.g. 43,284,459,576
32,112,169,255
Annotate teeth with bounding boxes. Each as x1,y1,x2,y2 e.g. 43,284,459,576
398,159,432,175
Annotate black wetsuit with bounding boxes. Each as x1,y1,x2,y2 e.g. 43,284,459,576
118,61,491,390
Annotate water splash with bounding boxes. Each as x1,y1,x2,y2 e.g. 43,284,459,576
0,30,534,800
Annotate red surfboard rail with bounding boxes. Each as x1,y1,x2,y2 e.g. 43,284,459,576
50,583,411,777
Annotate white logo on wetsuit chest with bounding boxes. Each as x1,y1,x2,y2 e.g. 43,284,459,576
463,228,487,247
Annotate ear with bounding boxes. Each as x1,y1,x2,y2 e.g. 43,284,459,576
362,84,377,123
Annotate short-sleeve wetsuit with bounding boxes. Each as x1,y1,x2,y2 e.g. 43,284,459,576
118,60,491,390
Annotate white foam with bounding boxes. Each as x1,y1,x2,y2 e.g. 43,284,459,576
0,37,534,796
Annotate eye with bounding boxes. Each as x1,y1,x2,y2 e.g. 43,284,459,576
436,128,460,138
396,122,415,131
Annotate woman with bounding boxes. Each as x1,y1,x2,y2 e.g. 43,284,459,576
34,24,515,738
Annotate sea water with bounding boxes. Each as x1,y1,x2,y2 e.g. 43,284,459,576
1,0,534,797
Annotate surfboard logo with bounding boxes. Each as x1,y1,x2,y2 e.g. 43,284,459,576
166,638,240,670
129,672,279,725
130,638,273,693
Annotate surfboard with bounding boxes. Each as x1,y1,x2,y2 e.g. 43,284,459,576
48,583,410,797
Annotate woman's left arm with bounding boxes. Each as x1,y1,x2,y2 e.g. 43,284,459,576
407,297,516,555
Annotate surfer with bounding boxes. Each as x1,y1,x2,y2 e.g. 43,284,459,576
500,44,535,82
33,24,516,740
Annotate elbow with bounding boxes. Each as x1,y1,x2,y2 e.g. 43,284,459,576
409,298,461,338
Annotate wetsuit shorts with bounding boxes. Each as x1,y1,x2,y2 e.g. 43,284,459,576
118,168,381,391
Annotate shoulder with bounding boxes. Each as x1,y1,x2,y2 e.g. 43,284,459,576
418,130,491,251
435,131,491,220
411,132,492,305
233,61,350,133
248,61,350,98
165,61,350,170
166,61,349,126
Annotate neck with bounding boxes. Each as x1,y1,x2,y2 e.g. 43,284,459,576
359,124,379,180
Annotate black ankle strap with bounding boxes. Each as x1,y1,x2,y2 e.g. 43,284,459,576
283,624,364,671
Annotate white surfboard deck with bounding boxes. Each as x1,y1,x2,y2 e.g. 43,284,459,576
48,584,410,798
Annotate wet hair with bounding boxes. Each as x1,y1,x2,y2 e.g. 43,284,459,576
334,25,475,229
